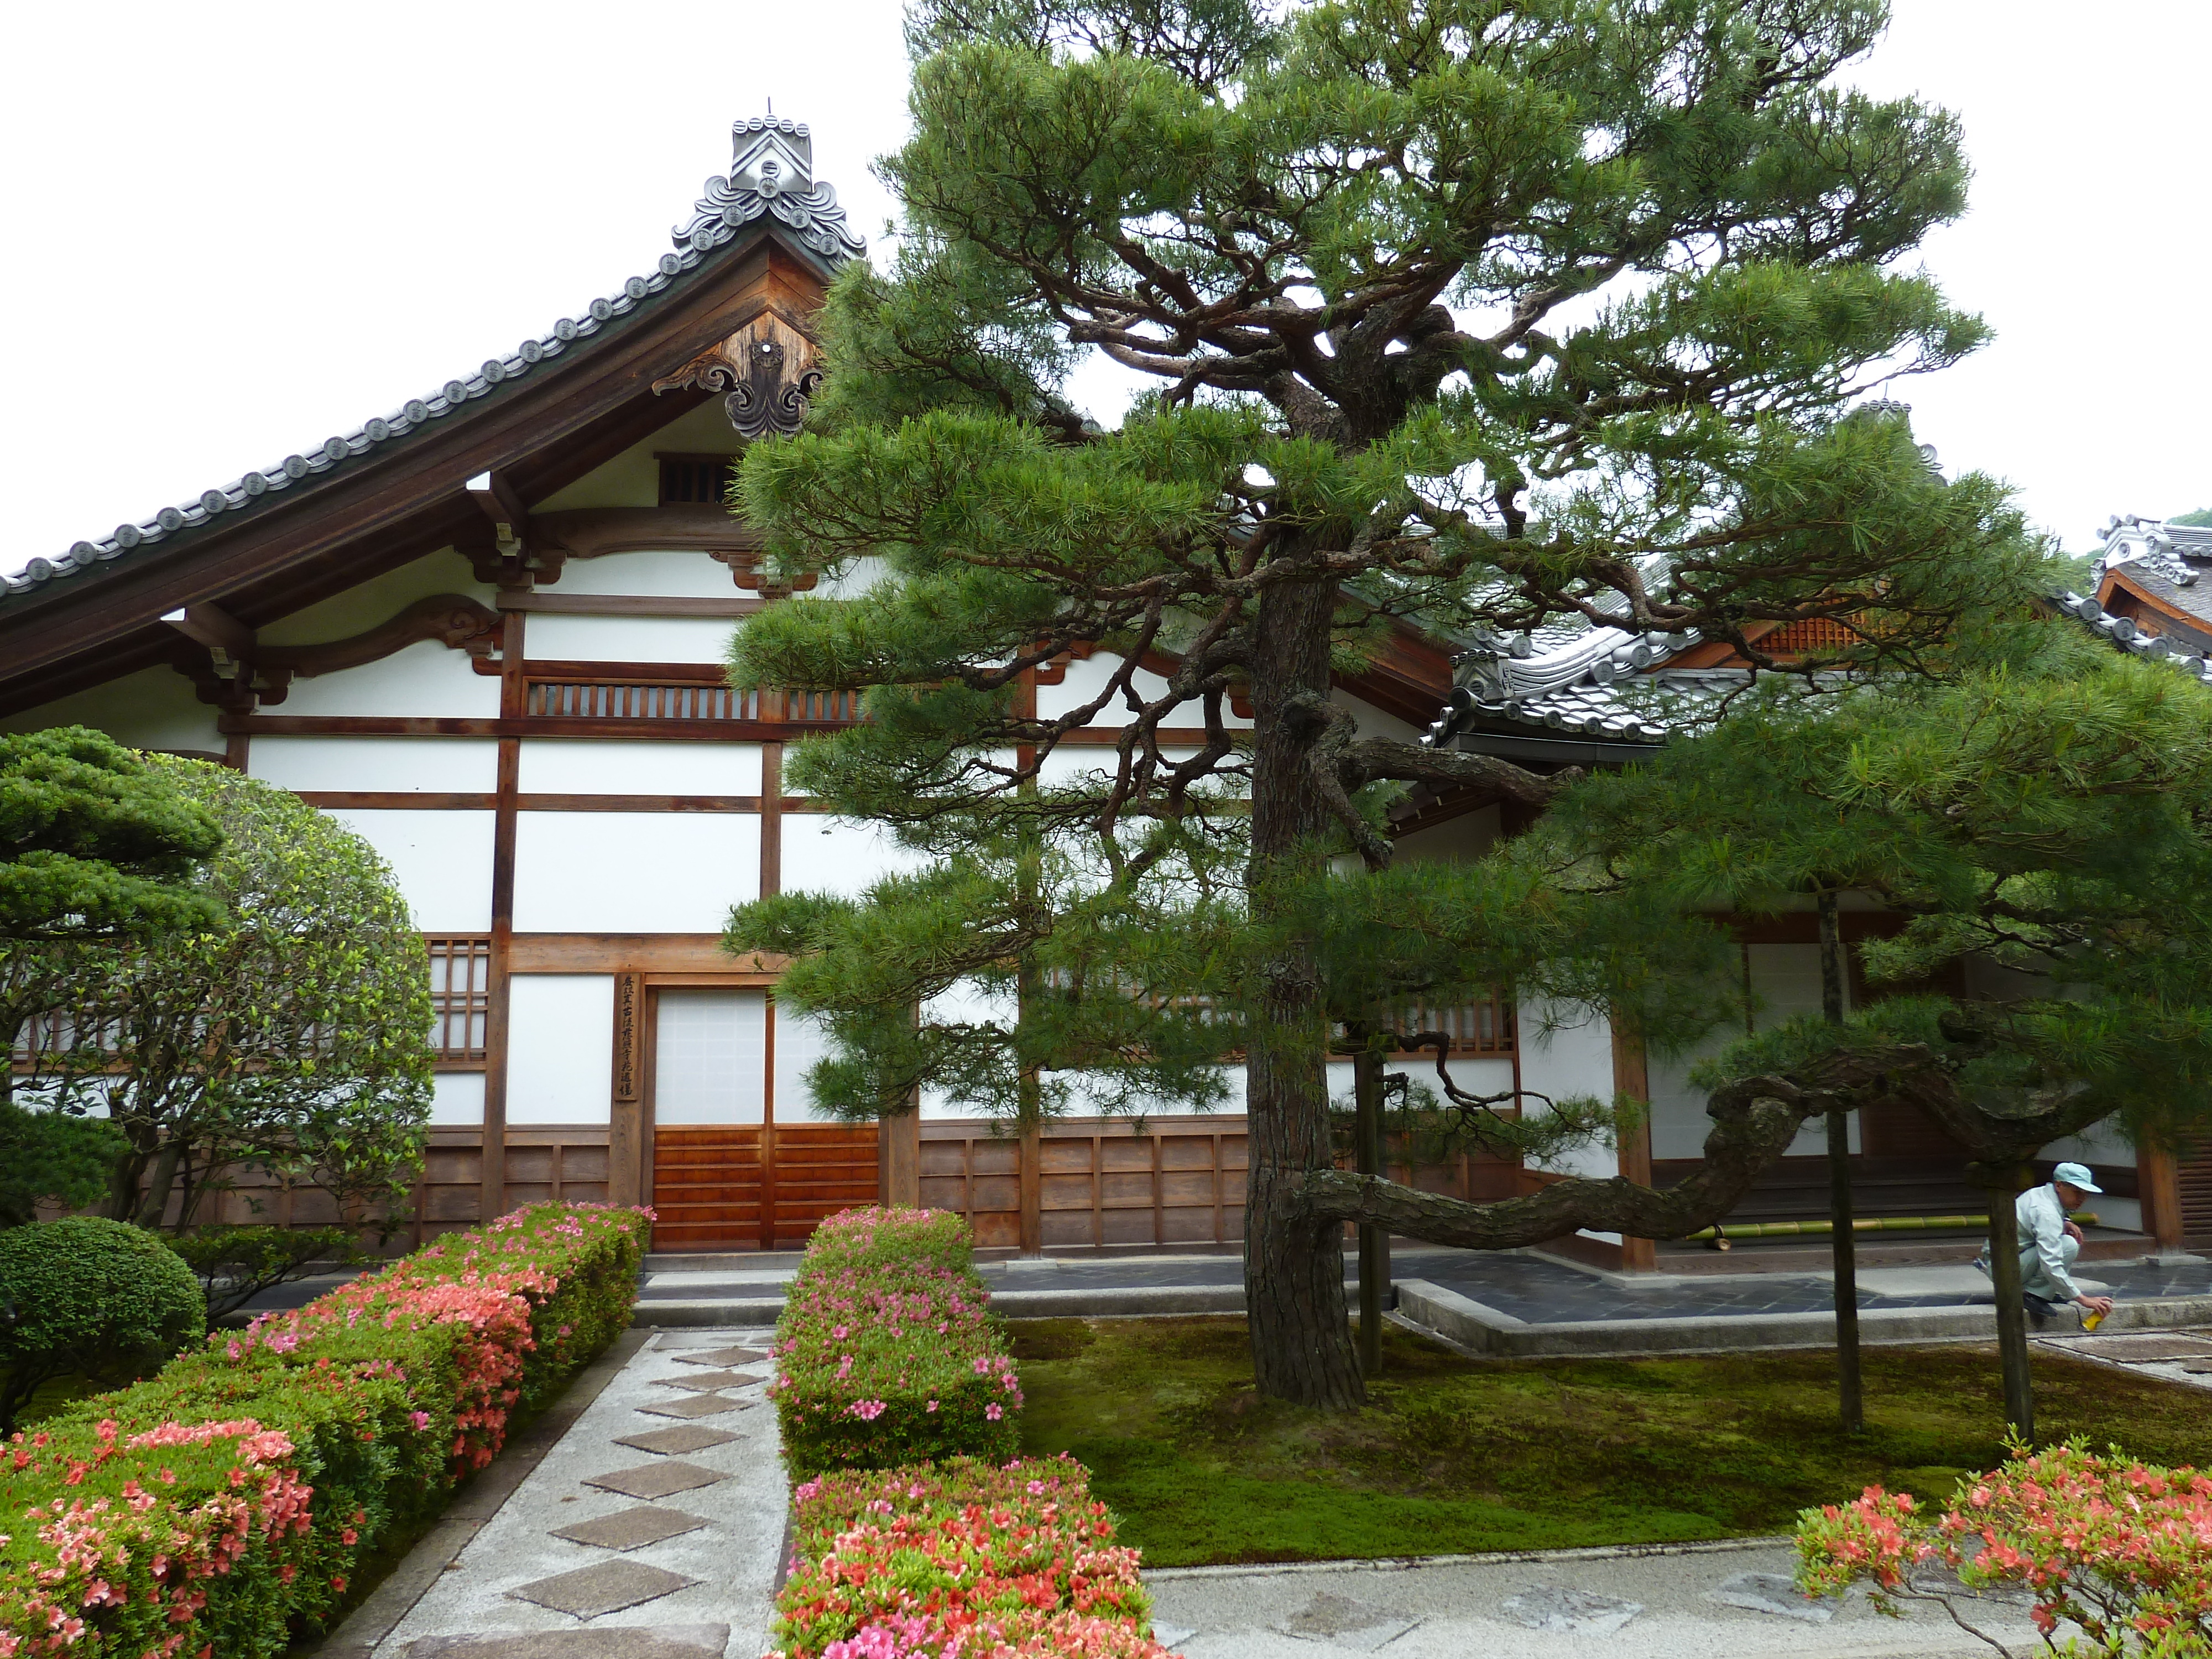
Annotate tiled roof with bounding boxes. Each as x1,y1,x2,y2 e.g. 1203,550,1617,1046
2093,514,2212,629
2056,588,2212,686
3,116,865,609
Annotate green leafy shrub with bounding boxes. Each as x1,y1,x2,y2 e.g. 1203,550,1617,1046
0,1100,127,1228
770,1206,1021,1480
0,1201,650,1658
168,1224,373,1326
0,1215,202,1432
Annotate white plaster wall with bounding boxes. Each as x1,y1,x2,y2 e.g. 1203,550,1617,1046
278,640,501,718
522,614,737,665
780,817,932,900
554,550,749,599
817,556,887,599
325,808,495,931
507,975,614,1124
1345,695,1425,744
255,551,491,646
773,1004,836,1123
1515,1000,1620,1183
512,811,759,932
249,737,500,793
533,400,737,513
519,738,761,796
430,1072,486,1127
1,665,223,753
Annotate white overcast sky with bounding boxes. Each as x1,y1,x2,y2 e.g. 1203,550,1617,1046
3,1,2205,584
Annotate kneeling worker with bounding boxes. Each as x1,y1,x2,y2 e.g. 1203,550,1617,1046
1978,1161,2116,1330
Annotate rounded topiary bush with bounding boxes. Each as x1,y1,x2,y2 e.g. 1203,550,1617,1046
0,1215,205,1432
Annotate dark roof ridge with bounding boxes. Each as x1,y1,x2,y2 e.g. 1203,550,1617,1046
4,115,866,609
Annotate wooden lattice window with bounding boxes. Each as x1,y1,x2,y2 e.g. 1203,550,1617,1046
526,680,762,721
658,454,737,506
1392,994,1516,1055
782,687,863,723
426,936,492,1065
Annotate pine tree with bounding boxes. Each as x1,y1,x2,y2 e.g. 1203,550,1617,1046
727,0,2035,1405
1551,617,2212,1437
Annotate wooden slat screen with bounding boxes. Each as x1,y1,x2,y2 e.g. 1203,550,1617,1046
525,680,761,721
424,935,492,1065
1390,994,1516,1055
2179,1147,2212,1244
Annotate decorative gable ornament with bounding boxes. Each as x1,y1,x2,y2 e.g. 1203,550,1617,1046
672,117,868,272
652,309,822,440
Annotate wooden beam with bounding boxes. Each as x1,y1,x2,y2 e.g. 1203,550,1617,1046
507,933,786,974
161,602,254,670
291,792,765,813
495,593,768,618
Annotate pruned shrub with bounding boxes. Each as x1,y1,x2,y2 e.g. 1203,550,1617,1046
0,1215,203,1432
169,1224,372,1326
0,1201,650,1658
771,1455,1171,1658
771,1206,1021,1479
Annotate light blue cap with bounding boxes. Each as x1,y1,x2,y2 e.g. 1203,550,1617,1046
2052,1160,2103,1194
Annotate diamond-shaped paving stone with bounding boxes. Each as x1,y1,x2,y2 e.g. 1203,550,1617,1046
551,1505,709,1552
653,1369,764,1392
635,1394,748,1420
406,1627,729,1659
614,1425,740,1457
507,1559,698,1619
1500,1586,1644,1635
581,1461,727,1500
671,1345,769,1366
1274,1591,1418,1651
1711,1572,1837,1624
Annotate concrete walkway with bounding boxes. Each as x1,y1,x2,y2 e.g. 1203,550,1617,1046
317,1326,788,1659
1145,1541,2043,1658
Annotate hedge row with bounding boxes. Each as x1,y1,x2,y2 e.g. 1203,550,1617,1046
771,1456,1173,1659
770,1207,1022,1480
0,1202,649,1659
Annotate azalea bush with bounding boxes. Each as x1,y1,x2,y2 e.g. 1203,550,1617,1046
773,1207,1021,1479
0,1201,650,1659
1797,1438,2212,1655
771,1455,1172,1659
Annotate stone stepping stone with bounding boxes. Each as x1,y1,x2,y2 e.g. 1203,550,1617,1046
405,1627,729,1658
651,1370,764,1393
507,1559,698,1619
1272,1591,1420,1651
1711,1571,1838,1623
635,1394,749,1421
551,1505,710,1552
614,1425,740,1457
1500,1585,1643,1635
671,1345,769,1366
2059,1333,2212,1363
582,1462,727,1501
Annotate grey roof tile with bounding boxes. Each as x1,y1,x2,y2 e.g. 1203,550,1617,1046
6,117,864,608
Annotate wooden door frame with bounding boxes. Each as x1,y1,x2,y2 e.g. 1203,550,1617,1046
641,972,778,1249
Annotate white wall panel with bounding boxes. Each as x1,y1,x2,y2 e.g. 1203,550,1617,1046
278,640,501,717
522,614,736,665
0,665,223,753
1515,1000,1620,1181
326,809,495,931
554,550,743,598
779,816,930,900
656,990,766,1124
507,975,614,1124
251,737,500,793
512,811,759,932
773,1003,836,1123
430,1072,486,1126
1035,651,1254,729
519,738,761,796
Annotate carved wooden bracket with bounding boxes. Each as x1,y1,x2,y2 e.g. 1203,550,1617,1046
709,548,817,597
171,594,502,712
653,308,821,439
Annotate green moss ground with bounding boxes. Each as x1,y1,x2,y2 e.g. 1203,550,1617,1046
1009,1316,2212,1567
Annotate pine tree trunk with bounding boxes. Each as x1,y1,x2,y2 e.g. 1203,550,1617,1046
1244,573,1365,1409
1981,1164,2036,1439
1817,893,1864,1431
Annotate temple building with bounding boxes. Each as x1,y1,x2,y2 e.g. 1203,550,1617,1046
0,118,2188,1266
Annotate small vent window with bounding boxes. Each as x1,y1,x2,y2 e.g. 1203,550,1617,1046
658,455,736,506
